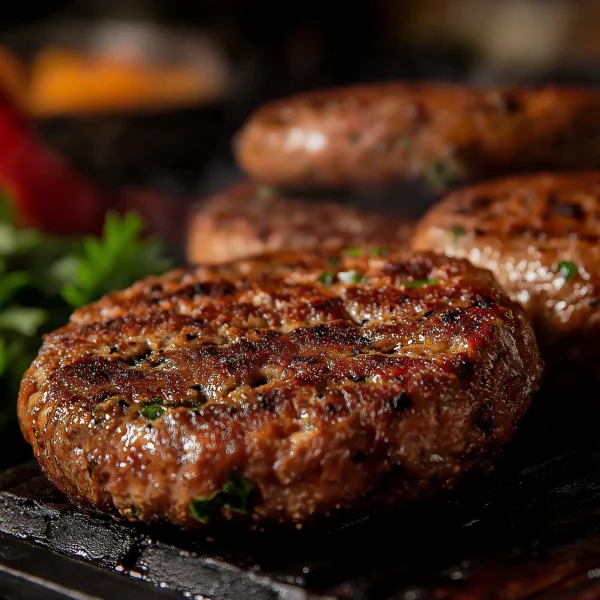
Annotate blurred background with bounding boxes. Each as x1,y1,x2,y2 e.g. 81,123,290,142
0,0,599,242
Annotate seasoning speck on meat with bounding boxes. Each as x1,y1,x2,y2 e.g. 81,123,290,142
18,247,542,529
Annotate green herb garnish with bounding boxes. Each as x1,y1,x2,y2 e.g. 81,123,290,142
370,246,389,257
319,271,335,286
424,160,458,193
0,196,170,435
327,256,341,267
345,247,362,258
60,212,171,308
338,270,366,285
256,185,276,199
557,261,577,280
222,471,254,512
452,226,465,240
140,404,166,420
189,471,254,523
402,278,440,289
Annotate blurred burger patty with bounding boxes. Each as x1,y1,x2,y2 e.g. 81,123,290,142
186,182,414,264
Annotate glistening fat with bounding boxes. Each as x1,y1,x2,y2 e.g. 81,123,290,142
19,247,542,528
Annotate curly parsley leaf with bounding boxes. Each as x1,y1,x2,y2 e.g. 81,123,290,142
61,211,171,308
0,196,171,437
0,308,47,336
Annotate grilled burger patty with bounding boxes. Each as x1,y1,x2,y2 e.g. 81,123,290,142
19,248,542,528
235,83,600,190
412,171,600,384
185,182,414,264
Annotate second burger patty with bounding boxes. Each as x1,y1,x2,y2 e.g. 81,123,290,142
413,171,600,386
186,182,414,264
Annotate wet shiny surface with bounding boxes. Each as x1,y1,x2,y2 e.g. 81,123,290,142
3,443,600,599
236,83,600,188
18,248,540,529
413,171,600,384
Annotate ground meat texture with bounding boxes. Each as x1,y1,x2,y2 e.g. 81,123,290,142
18,248,542,529
412,171,600,389
185,182,414,264
234,83,600,190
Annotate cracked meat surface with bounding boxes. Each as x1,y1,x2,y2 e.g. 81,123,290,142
413,171,600,385
185,182,414,264
235,83,600,189
18,248,542,528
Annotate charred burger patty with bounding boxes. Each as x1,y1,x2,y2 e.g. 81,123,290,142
19,248,542,528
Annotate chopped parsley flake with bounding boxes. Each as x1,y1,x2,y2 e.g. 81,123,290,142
140,404,166,420
338,270,366,285
424,160,458,192
557,261,577,280
256,185,276,199
370,246,389,257
452,226,465,240
402,278,440,289
327,256,341,267
318,271,335,286
345,247,362,258
189,472,254,523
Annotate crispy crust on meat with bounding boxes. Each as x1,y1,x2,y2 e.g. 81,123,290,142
185,182,414,264
235,83,600,189
412,171,600,382
18,248,542,528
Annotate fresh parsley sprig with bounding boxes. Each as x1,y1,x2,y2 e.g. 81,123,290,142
0,200,171,435
59,211,171,308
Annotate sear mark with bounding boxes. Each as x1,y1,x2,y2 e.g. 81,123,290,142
352,451,368,464
389,392,411,412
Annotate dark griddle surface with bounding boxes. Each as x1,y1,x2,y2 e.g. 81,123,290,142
2,443,600,599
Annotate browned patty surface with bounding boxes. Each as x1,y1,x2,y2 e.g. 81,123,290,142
185,182,414,264
235,83,600,189
413,171,600,385
19,248,542,529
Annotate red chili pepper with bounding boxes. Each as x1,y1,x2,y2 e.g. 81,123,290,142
0,89,111,235
0,88,188,245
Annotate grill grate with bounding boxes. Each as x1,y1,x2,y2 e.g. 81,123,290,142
2,443,600,599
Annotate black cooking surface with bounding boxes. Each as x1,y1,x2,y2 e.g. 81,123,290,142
2,435,600,600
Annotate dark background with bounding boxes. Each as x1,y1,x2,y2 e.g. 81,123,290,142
3,0,600,195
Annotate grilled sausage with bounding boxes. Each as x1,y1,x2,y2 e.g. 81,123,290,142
19,248,542,528
235,83,600,190
412,171,600,388
185,182,414,264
